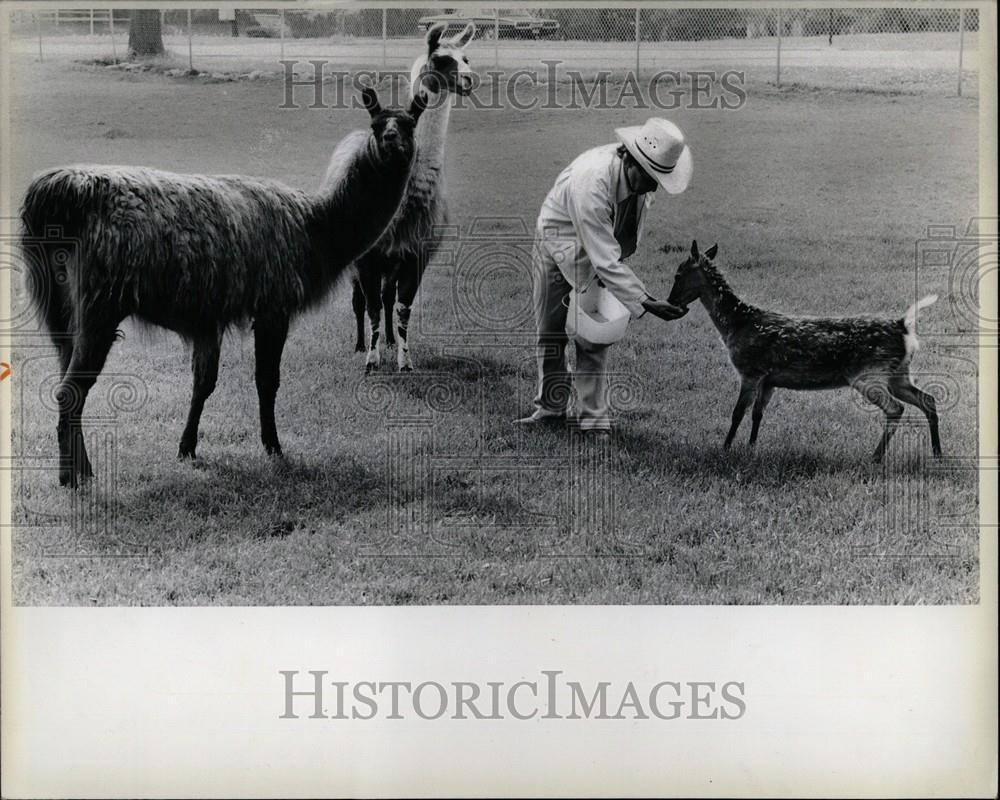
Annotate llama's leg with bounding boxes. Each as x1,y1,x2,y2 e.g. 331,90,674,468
382,277,397,348
394,255,424,372
51,331,86,473
888,375,942,458
748,383,775,447
57,326,117,487
351,280,366,353
724,378,760,449
253,316,289,457
178,330,223,460
853,377,905,463
358,263,384,373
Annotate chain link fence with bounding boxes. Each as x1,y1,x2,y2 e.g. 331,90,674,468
10,7,980,96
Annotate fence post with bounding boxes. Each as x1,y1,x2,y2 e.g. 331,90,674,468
382,9,387,68
776,8,782,87
90,8,95,36
957,8,965,97
187,8,193,71
634,7,641,80
828,8,833,46
109,9,117,61
494,8,499,70
36,13,43,62
280,10,285,60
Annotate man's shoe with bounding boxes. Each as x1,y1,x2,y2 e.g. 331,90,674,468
515,409,565,425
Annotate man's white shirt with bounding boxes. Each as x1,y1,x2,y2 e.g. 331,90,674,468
536,143,653,317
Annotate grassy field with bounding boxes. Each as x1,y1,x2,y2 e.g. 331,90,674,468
6,57,980,605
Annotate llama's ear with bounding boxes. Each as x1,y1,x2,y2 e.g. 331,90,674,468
451,23,476,48
705,243,718,260
408,92,427,122
691,240,699,259
361,87,381,118
426,22,447,53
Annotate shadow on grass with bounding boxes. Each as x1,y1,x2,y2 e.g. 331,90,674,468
124,451,383,541
611,423,924,487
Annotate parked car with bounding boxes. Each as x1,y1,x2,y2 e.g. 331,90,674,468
417,10,559,39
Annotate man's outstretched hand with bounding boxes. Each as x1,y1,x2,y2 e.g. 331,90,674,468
642,298,689,321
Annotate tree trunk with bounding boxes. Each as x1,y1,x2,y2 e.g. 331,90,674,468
128,9,164,58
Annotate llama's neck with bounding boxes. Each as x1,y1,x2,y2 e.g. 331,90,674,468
414,91,452,169
698,263,756,336
312,141,411,275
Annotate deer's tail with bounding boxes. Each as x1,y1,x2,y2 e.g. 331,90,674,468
902,294,938,356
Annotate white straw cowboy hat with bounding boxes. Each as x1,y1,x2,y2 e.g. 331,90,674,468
615,118,692,194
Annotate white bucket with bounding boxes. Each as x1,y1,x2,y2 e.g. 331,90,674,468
565,282,631,346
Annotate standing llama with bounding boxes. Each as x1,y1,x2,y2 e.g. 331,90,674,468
328,22,475,372
666,241,942,462
21,88,424,487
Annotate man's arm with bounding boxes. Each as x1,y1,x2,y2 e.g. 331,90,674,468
641,297,688,321
565,170,650,317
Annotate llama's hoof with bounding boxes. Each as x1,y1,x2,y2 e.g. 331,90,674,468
354,342,365,353
265,443,284,458
178,444,197,460
80,458,95,478
399,365,413,373
365,363,379,375
59,470,79,489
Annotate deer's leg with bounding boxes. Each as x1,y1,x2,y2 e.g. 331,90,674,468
724,378,760,449
178,330,223,460
253,316,289,457
394,254,424,373
853,378,904,463
382,277,397,348
351,280,366,353
57,324,118,488
888,375,942,458
748,382,775,447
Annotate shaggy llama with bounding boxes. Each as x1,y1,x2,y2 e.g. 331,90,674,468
328,22,475,372
21,88,424,487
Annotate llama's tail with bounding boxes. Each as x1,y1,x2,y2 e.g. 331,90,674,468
19,168,83,337
902,294,938,356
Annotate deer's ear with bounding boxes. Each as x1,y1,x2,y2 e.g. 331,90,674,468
705,243,718,260
361,87,382,118
691,240,699,259
426,22,447,53
408,92,427,121
451,23,476,48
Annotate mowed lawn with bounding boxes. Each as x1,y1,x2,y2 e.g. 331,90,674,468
7,60,980,604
